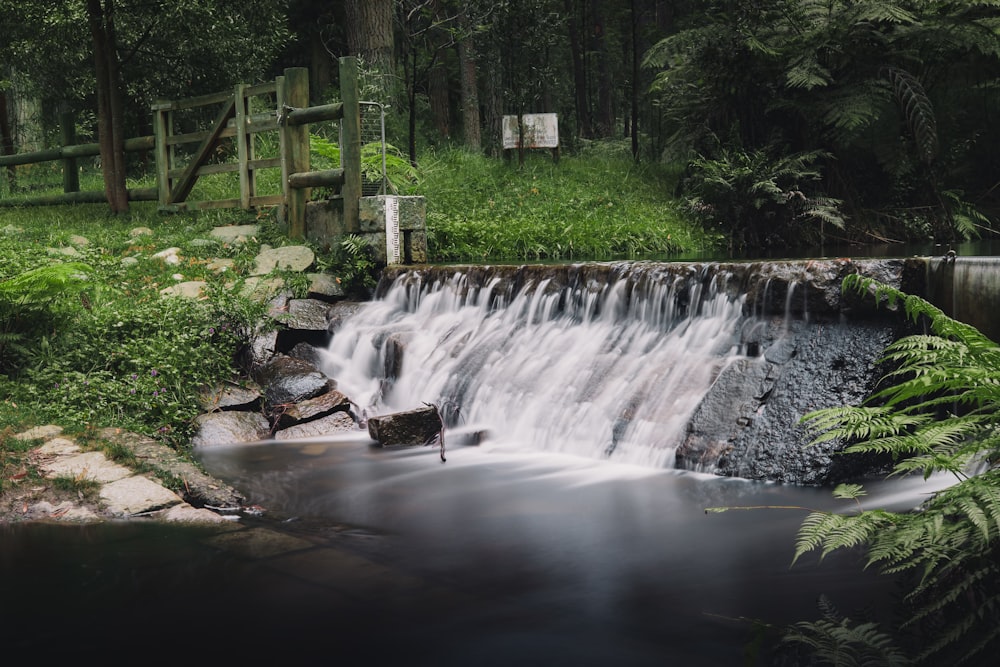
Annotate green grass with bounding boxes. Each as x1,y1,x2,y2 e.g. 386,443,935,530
415,147,721,262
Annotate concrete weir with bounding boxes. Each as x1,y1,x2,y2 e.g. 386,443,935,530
358,257,942,484
199,254,993,485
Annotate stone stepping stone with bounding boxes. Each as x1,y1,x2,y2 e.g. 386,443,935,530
100,476,183,517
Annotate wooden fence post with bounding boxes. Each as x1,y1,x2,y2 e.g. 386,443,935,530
340,56,361,234
283,67,310,239
235,84,251,209
152,102,171,206
60,111,79,194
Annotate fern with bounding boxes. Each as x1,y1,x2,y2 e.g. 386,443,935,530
795,276,1000,665
780,595,912,667
0,262,96,308
883,67,938,165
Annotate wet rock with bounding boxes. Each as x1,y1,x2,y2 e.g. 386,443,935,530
255,353,334,409
247,328,278,369
306,273,345,301
384,331,414,380
191,411,271,448
676,357,774,472
368,405,442,447
198,382,263,412
278,389,352,425
679,318,902,484
275,412,359,440
327,301,365,333
283,298,332,331
288,342,326,368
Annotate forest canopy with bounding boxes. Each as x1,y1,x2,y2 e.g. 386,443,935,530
1,0,998,250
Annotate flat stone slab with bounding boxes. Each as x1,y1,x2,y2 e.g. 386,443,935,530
26,500,101,523
41,451,133,483
14,425,63,441
160,280,207,298
252,245,315,276
210,224,259,243
100,476,183,517
275,412,358,440
35,437,81,456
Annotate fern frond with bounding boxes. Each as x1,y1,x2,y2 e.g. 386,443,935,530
820,79,892,142
793,510,895,566
0,262,97,308
786,55,833,90
781,598,912,666
801,404,930,446
883,67,938,165
851,2,917,25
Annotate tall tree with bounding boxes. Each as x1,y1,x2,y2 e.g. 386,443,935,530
345,0,396,105
564,0,592,139
589,0,614,137
456,7,481,150
86,0,128,213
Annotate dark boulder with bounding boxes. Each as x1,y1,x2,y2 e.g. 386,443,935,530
255,353,334,410
275,389,353,427
368,405,442,447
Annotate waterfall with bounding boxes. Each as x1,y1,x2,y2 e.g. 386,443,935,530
320,264,748,467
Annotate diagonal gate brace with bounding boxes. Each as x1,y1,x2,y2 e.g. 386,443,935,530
168,97,237,204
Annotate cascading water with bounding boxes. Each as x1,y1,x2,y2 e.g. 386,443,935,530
320,264,749,467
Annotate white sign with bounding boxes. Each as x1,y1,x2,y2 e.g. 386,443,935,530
385,196,400,265
502,113,559,149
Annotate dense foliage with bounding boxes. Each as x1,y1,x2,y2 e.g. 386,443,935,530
0,205,278,446
651,0,1000,249
3,1,998,251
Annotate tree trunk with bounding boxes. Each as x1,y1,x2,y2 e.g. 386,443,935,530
457,11,481,151
0,90,15,191
428,55,451,140
565,0,592,139
309,31,333,101
630,0,639,159
589,0,614,138
345,0,396,106
481,40,504,158
86,0,128,214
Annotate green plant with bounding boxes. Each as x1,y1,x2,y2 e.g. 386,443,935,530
679,144,845,253
335,234,378,296
50,474,101,497
793,274,1000,665
418,147,704,262
309,134,420,195
778,595,912,666
0,262,98,374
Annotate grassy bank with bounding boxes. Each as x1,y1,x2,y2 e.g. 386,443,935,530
416,147,718,262
0,204,280,453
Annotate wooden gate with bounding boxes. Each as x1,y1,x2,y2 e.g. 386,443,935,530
0,57,363,240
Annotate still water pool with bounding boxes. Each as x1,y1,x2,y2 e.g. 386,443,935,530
2,431,945,664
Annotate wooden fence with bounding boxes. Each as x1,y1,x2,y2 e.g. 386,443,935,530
0,57,362,239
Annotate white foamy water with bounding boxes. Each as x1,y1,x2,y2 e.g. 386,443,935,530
320,266,747,467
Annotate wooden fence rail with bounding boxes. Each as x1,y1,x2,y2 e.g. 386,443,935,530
0,57,362,240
